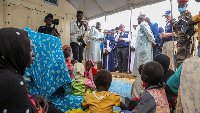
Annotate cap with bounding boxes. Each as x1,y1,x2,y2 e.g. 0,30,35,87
138,14,146,19
159,27,164,33
46,13,53,19
115,27,120,30
119,24,125,27
162,10,171,17
108,30,112,33
111,29,115,31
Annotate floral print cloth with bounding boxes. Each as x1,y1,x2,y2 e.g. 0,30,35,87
23,27,83,112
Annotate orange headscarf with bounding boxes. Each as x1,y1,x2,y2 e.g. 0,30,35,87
62,45,70,51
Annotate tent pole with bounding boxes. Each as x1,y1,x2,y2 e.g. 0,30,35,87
169,0,176,71
102,13,107,69
127,5,132,78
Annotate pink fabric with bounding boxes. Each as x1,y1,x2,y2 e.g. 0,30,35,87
63,45,74,79
84,59,96,91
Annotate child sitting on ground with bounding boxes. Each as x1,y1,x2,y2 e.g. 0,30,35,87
84,59,97,93
82,69,129,113
63,45,74,80
131,64,145,98
133,61,170,113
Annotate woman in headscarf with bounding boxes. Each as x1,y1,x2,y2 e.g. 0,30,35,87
0,28,48,113
102,30,115,72
165,45,200,112
63,45,74,80
154,54,175,83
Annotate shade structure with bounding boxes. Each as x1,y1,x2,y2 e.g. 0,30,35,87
67,0,165,20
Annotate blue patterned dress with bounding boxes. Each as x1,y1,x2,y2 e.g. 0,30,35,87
23,27,83,112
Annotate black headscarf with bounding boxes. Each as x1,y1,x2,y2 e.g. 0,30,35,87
0,27,30,75
154,54,175,83
154,54,170,72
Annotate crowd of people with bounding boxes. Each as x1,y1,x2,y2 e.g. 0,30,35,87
0,0,200,113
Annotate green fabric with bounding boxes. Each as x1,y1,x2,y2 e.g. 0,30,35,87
167,64,183,95
71,78,95,96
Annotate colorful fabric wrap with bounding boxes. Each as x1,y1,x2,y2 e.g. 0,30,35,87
71,77,95,96
23,27,83,112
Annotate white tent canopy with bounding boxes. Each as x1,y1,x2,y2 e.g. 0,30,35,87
67,0,165,20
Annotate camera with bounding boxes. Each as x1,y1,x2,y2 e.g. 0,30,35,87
177,19,196,37
77,35,86,47
52,19,59,29
52,19,59,25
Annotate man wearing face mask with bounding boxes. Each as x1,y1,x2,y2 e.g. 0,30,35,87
174,0,193,68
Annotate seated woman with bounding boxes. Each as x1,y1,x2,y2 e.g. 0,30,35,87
63,45,74,80
0,27,61,113
23,27,83,112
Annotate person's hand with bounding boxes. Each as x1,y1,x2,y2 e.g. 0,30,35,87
160,33,165,39
152,42,157,47
32,95,49,113
119,38,123,41
105,49,109,55
131,46,135,52
50,29,55,35
83,23,87,28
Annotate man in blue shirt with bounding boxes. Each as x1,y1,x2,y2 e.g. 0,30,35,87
160,10,177,70
115,24,131,73
145,17,160,60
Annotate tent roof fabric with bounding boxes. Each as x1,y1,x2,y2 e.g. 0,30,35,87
67,0,165,20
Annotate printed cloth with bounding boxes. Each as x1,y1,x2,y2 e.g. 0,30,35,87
23,27,83,112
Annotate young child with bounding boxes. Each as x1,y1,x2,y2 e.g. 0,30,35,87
82,69,129,113
63,45,74,80
131,64,145,97
84,59,97,92
134,61,170,113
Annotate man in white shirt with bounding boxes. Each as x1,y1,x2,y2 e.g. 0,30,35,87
130,24,138,73
115,24,131,73
70,11,87,63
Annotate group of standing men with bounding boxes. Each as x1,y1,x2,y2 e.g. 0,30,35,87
49,0,196,76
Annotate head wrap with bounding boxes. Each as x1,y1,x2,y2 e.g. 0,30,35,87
86,59,95,66
0,27,30,75
138,14,146,19
62,45,70,51
119,24,125,27
154,54,170,72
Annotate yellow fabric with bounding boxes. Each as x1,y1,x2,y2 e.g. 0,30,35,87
82,91,121,113
65,108,120,113
192,13,200,42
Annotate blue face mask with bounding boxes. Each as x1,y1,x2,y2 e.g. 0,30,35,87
178,8,186,13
